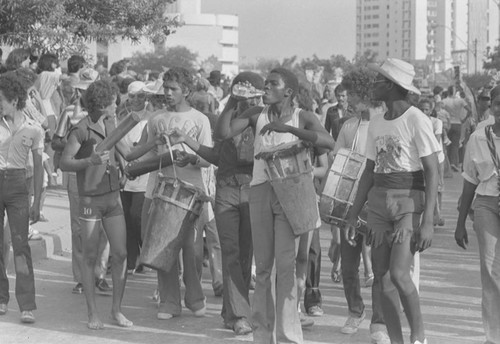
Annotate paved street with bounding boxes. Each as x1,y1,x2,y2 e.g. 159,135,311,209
0,173,487,344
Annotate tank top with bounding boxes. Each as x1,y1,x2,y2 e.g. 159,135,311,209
251,106,301,186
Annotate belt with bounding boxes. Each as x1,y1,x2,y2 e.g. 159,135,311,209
0,169,26,176
217,173,252,188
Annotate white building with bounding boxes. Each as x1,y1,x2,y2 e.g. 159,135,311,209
356,0,500,74
105,0,239,76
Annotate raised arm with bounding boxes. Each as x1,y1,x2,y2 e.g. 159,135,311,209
60,132,110,172
215,97,261,139
168,127,220,166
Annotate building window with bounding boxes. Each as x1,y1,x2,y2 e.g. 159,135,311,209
373,24,379,28
373,14,379,19
372,42,379,46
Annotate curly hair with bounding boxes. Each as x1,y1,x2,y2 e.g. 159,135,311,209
340,68,375,101
11,67,38,90
0,73,28,110
84,80,116,121
37,53,59,74
163,67,194,93
5,48,30,71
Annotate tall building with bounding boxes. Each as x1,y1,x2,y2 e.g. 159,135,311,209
356,0,500,74
105,0,239,76
356,0,428,61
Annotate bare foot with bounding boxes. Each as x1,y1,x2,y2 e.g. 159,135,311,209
87,315,104,330
111,312,133,328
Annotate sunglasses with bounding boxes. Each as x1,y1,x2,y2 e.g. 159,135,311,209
129,93,146,99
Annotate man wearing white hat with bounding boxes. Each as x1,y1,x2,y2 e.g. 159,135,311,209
345,58,440,344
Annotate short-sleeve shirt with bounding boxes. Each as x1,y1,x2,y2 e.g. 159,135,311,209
216,128,254,181
120,119,149,193
365,106,441,174
462,127,500,197
146,108,212,192
430,117,445,163
0,115,44,170
68,116,120,196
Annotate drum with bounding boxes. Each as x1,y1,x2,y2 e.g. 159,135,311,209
139,175,209,272
256,141,321,235
319,148,366,226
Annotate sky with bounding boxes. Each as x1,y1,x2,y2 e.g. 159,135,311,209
202,0,356,64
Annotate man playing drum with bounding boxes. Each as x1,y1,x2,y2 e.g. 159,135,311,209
345,58,440,344
332,77,389,343
169,72,264,336
216,68,334,344
144,67,212,320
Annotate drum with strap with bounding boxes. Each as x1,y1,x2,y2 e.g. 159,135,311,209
319,147,366,226
139,175,210,272
256,140,321,235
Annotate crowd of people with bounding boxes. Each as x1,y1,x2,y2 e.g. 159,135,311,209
0,47,499,344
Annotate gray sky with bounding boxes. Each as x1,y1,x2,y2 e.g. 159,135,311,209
202,0,356,64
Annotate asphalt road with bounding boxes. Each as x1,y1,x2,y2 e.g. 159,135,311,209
0,173,488,344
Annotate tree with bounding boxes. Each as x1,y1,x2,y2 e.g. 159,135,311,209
200,55,222,73
0,0,180,59
129,46,198,73
484,45,500,71
463,72,494,92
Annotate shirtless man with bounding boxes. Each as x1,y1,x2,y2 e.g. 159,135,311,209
216,68,334,344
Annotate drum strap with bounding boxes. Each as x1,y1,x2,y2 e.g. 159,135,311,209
351,118,363,152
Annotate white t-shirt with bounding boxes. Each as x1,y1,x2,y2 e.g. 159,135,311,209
366,106,441,173
145,108,213,196
121,120,149,192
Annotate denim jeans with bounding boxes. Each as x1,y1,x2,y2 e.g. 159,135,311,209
340,232,384,324
120,190,144,270
0,169,36,311
447,123,461,167
157,211,205,315
304,227,322,310
250,182,303,344
473,196,500,344
215,184,253,325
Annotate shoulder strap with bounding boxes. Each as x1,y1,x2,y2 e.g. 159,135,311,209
351,118,363,151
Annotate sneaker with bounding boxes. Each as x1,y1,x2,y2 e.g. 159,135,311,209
95,278,112,292
370,329,390,344
307,305,324,317
299,312,314,328
193,305,206,317
28,227,42,240
20,310,35,324
0,303,7,315
233,318,252,335
413,340,427,344
341,312,365,334
157,303,175,320
72,282,83,294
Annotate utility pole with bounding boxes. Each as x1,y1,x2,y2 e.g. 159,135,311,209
474,38,478,74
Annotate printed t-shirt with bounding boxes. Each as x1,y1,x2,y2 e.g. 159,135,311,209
365,106,441,174
0,115,44,170
120,119,149,193
145,108,212,195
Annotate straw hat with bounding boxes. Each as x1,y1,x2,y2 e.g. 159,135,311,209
74,68,99,90
369,58,421,95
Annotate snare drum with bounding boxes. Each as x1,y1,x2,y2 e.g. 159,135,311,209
256,141,321,235
139,175,209,272
319,148,366,226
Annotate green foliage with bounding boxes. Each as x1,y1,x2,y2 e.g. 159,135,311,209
200,55,222,73
129,46,198,73
0,0,180,59
463,72,494,92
